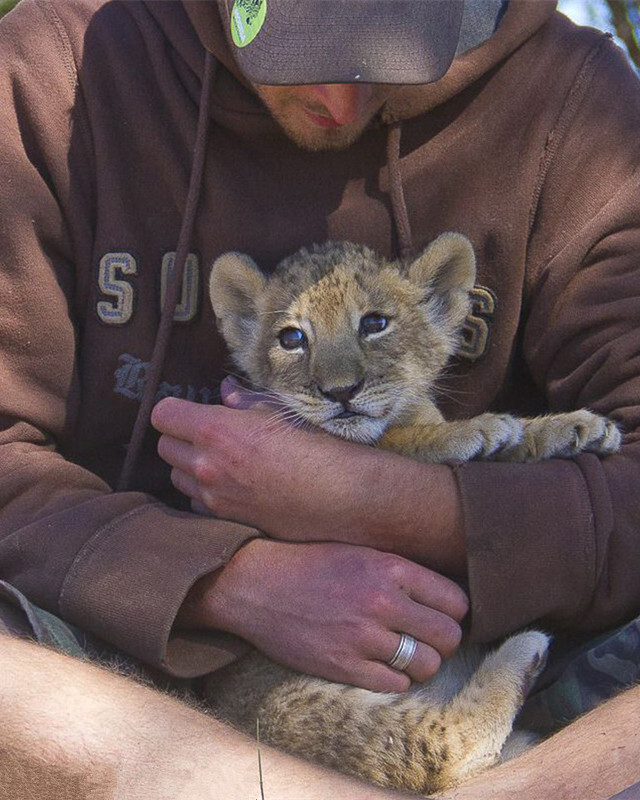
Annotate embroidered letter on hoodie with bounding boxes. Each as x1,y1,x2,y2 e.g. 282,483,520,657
97,251,200,324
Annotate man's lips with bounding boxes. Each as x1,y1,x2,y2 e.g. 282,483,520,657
302,108,343,129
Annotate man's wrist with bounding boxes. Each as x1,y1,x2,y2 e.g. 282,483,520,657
174,539,265,634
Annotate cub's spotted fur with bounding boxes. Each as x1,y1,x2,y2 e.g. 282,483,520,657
206,235,620,794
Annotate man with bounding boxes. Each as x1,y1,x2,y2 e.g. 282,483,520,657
0,0,639,796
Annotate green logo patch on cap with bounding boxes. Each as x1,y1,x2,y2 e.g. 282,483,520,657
231,0,267,48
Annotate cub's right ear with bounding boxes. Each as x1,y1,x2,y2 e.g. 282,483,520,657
407,232,476,335
209,252,267,355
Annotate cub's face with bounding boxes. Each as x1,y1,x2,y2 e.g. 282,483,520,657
209,236,475,443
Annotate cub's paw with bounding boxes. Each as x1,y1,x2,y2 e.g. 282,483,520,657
493,631,551,701
521,411,621,461
378,414,523,462
461,413,525,460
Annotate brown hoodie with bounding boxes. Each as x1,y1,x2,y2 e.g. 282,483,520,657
0,0,639,676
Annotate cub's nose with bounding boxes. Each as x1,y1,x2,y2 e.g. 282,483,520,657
320,380,364,406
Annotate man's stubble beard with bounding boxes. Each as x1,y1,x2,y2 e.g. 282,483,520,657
267,107,374,152
255,87,385,152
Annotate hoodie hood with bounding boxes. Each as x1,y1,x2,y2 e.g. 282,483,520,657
122,0,557,486
180,0,557,121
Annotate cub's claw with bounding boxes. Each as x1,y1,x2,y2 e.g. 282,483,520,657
470,413,525,458
500,410,622,462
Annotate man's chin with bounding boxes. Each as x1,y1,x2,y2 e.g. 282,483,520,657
273,117,369,152
253,83,389,152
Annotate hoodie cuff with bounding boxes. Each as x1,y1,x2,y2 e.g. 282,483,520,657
59,502,259,676
454,458,596,642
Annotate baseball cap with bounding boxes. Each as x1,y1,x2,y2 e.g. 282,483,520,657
220,0,466,85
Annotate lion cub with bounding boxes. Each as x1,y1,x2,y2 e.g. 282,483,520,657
206,235,620,794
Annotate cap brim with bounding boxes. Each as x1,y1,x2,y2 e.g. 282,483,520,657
223,0,465,85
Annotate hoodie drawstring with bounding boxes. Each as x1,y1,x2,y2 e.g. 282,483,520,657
118,51,216,491
386,122,414,260
118,61,411,490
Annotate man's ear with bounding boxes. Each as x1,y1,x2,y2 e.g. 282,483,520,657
209,251,267,356
407,233,476,332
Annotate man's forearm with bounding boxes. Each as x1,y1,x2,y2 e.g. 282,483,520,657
153,399,466,576
332,446,466,575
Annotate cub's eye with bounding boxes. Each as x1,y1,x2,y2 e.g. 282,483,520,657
278,327,306,350
359,313,389,336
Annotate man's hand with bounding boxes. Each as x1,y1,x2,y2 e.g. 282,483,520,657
151,382,465,575
152,390,374,533
178,538,468,693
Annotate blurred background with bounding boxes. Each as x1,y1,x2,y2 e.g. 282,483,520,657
559,0,639,71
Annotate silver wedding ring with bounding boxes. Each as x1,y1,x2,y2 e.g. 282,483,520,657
387,632,418,672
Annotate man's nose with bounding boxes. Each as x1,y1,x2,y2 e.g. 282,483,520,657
307,84,374,125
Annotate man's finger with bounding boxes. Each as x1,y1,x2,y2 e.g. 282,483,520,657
170,467,203,503
191,498,217,517
396,600,463,662
157,434,196,473
151,396,225,441
402,641,443,684
373,627,443,684
348,661,412,694
402,563,469,623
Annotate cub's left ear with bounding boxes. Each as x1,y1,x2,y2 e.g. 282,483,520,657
407,232,476,329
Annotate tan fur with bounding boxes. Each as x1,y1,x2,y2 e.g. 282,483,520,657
206,236,621,793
